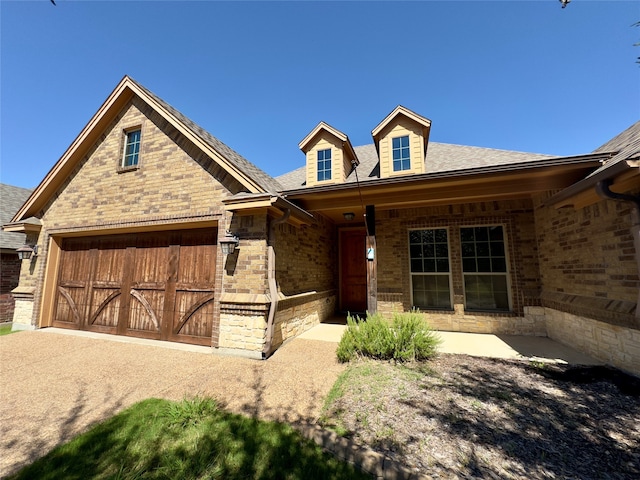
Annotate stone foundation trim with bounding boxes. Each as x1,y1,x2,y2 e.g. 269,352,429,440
297,424,429,480
544,307,640,376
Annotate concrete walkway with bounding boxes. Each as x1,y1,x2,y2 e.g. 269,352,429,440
300,323,602,365
0,324,600,477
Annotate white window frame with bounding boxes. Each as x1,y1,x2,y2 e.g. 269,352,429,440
460,224,512,312
392,135,411,172
121,127,142,169
317,148,332,182
408,227,453,310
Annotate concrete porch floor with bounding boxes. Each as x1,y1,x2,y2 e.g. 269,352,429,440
300,323,603,365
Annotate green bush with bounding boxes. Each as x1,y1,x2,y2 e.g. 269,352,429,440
336,311,441,363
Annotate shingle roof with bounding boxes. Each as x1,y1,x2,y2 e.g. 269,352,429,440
594,121,640,154
0,184,32,250
587,121,640,179
276,142,556,191
131,78,283,194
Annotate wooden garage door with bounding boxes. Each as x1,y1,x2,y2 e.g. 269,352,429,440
52,228,217,346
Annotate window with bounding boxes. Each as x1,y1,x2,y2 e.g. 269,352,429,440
122,129,141,168
392,136,410,171
317,148,331,181
461,226,509,311
409,228,452,309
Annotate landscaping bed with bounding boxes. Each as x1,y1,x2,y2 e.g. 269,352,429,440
321,354,640,479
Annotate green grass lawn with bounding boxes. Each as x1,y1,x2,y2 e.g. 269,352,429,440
8,397,369,480
0,324,16,336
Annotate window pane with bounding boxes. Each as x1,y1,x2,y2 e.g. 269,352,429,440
464,275,509,311
474,227,489,241
460,228,474,242
477,258,491,272
490,242,505,257
462,258,477,272
489,226,504,241
436,258,449,272
424,259,436,272
401,136,409,147
476,242,489,257
435,243,448,258
411,259,423,273
492,257,507,272
423,243,434,258
392,137,401,148
412,274,451,309
461,242,475,258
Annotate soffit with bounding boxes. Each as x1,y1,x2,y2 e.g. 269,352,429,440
284,161,600,223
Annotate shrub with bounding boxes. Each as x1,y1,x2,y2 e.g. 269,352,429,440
336,311,440,362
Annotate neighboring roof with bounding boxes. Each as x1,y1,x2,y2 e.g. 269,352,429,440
276,142,557,191
13,75,282,223
0,184,32,250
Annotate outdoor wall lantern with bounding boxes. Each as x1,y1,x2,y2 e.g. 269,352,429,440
16,244,38,260
343,212,355,221
220,231,239,255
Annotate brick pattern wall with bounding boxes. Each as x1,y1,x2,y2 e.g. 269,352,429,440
534,191,639,329
40,98,241,230
376,200,541,326
275,213,337,295
0,253,21,323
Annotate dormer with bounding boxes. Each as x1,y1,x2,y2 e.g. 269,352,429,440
371,106,431,179
299,122,358,187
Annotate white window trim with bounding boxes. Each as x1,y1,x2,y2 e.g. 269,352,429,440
120,126,142,171
316,148,332,182
460,224,512,312
408,227,453,310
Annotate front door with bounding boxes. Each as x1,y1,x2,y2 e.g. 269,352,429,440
340,229,367,313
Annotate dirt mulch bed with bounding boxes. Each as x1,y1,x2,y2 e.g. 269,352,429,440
321,354,640,479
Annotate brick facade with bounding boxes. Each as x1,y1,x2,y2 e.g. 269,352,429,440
0,253,21,323
375,199,542,330
534,191,639,329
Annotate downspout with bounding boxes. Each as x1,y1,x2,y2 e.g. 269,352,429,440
263,208,291,359
595,179,640,321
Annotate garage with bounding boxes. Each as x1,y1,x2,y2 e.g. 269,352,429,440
52,228,217,346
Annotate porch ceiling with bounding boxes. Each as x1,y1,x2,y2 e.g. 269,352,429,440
283,161,600,223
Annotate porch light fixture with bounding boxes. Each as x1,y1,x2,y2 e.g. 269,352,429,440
219,230,239,255
343,212,355,221
16,244,38,260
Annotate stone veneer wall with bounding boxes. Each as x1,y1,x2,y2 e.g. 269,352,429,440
545,307,640,376
375,199,542,334
271,291,337,350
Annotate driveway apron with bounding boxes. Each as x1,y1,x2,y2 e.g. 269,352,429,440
0,330,345,477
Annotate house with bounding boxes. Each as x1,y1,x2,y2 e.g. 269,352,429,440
0,184,33,324
4,76,639,374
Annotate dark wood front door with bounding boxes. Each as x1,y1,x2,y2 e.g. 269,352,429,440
52,228,217,346
340,229,367,313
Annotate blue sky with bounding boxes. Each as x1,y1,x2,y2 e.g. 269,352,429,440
1,0,639,189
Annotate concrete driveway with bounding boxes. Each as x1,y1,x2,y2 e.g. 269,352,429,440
0,325,601,477
0,328,345,477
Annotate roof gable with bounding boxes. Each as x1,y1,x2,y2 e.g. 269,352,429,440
12,76,281,222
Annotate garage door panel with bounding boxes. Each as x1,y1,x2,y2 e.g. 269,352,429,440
128,289,163,335
88,288,121,328
173,291,214,339
53,228,218,346
53,286,84,327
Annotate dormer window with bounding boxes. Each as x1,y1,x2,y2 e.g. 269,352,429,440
392,136,410,172
317,148,332,181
